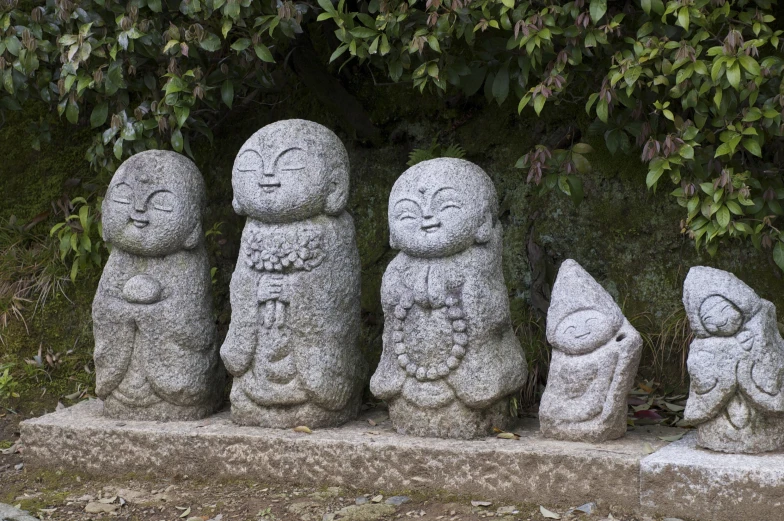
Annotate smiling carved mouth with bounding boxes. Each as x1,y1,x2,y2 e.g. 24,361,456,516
130,218,149,229
575,331,591,339
422,222,441,233
259,182,281,194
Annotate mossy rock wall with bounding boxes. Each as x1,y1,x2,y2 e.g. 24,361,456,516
2,77,783,409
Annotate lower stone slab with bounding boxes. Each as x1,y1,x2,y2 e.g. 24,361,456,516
640,433,784,521
20,400,669,511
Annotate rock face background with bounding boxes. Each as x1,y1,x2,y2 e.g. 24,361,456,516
1,80,783,407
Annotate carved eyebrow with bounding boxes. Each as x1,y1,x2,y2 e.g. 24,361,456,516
237,149,262,171
274,147,306,164
394,198,421,211
431,186,458,199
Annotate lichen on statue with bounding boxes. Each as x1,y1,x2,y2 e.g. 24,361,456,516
370,158,527,439
92,150,224,421
683,266,784,453
220,119,366,428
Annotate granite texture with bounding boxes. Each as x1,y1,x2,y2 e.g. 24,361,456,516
21,400,665,512
539,259,643,442
0,503,38,521
683,266,784,453
93,150,223,421
221,119,365,428
370,158,527,438
640,432,784,521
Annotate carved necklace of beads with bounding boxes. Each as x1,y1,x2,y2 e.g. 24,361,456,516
392,292,468,381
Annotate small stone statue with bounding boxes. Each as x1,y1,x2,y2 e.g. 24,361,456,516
370,158,527,439
220,119,365,428
683,266,784,453
93,150,224,421
539,260,642,442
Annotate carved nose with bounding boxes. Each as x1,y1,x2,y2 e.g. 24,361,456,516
133,196,147,213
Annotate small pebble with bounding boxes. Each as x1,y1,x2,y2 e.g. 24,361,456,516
355,497,368,505
386,496,411,506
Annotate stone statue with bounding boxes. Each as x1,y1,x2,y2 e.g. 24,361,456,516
370,158,527,439
539,260,642,442
93,150,224,421
683,266,784,453
220,119,365,428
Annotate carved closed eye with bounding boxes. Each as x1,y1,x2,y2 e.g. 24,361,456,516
439,201,461,211
276,148,306,171
111,183,132,204
236,149,262,172
148,191,175,212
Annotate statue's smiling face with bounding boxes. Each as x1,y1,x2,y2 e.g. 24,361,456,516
699,295,743,336
552,309,615,354
232,144,327,222
389,171,484,258
103,168,194,256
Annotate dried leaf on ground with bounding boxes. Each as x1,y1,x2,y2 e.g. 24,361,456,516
540,505,561,519
293,426,312,434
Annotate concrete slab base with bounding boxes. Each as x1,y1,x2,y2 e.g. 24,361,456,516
20,400,673,512
640,433,784,521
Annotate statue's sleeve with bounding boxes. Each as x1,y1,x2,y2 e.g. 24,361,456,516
220,261,258,376
92,273,135,398
683,339,737,424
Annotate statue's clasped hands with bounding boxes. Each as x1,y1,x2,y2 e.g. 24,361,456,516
257,274,289,329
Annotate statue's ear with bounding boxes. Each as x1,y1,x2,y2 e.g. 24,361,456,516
324,167,349,215
184,222,203,250
474,211,494,244
232,197,243,215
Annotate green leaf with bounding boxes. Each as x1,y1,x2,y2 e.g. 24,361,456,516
171,128,184,152
90,102,108,128
677,7,690,31
230,38,251,51
726,62,741,89
774,242,784,272
533,94,546,115
148,0,162,12
329,44,348,63
743,138,762,157
738,55,760,76
646,166,664,188
66,100,79,124
254,43,274,62
113,137,124,160
597,99,609,122
492,62,509,105
350,27,377,38
571,152,591,174
590,0,607,23
679,144,694,159
716,205,730,228
567,176,584,205
199,33,222,52
572,143,594,154
221,79,234,109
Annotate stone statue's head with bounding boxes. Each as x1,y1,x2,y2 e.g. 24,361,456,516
546,259,624,355
231,119,350,223
698,295,744,337
683,266,761,338
388,158,498,258
102,150,206,256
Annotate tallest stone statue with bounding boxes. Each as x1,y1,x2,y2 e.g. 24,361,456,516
221,119,366,428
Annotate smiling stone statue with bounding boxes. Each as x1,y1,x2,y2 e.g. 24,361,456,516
220,119,365,428
370,158,527,439
93,150,224,421
539,260,642,442
683,266,784,453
